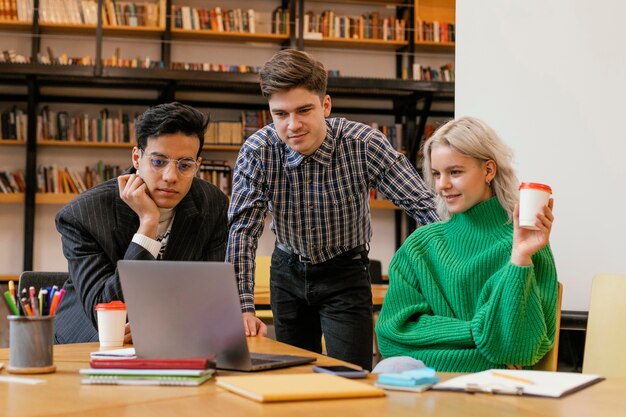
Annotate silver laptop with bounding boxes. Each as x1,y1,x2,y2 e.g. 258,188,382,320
117,260,316,371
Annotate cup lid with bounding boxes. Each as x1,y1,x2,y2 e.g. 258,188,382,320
95,301,126,311
519,182,552,194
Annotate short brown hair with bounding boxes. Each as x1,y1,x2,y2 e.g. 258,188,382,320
260,49,327,100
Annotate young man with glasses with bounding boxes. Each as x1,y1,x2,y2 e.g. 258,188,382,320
54,102,241,344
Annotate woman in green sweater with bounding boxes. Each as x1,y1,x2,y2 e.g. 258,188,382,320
375,117,558,372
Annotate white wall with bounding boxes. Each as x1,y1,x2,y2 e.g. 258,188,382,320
456,0,626,310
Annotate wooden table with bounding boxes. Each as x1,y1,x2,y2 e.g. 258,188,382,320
1,338,624,417
254,283,388,307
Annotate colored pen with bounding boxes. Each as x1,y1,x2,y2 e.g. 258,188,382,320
49,289,65,316
491,371,535,385
21,298,33,317
48,292,60,316
3,291,19,316
29,286,38,316
40,289,48,316
55,289,66,311
8,280,16,305
48,286,57,308
20,288,28,316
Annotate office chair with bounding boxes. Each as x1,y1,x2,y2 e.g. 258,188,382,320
582,274,626,377
533,281,563,371
18,271,69,295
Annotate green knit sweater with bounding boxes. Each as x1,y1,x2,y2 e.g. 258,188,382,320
375,197,558,372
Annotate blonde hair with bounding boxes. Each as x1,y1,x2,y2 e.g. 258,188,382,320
422,116,519,221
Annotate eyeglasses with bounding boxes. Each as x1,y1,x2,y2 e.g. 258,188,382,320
141,150,199,177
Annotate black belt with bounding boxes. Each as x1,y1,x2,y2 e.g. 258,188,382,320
276,243,368,264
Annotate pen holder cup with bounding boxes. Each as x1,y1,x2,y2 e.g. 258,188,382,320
7,315,56,374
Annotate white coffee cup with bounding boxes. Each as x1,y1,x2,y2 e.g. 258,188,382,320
95,301,127,348
519,182,552,230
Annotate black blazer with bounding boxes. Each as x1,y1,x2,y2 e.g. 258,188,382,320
54,175,229,344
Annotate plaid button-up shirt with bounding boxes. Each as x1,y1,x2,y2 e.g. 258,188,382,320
227,118,439,312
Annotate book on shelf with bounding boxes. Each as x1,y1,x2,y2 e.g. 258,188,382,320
170,61,257,73
370,122,403,152
302,9,405,42
37,162,122,194
416,18,455,43
0,171,23,193
412,63,455,82
198,160,231,197
0,0,33,22
102,0,163,28
37,106,136,143
271,6,289,35
241,110,271,140
1,106,27,141
0,170,25,193
80,367,216,386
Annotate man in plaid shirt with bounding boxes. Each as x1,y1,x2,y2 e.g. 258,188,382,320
227,49,439,370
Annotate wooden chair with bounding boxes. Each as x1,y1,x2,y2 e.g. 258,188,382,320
582,274,626,377
533,281,563,371
18,271,68,296
254,256,273,324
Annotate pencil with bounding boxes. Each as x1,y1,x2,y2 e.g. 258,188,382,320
491,371,535,385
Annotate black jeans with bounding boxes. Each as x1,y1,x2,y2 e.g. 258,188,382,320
270,247,373,370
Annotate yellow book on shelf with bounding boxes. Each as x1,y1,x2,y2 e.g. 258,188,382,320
216,373,385,403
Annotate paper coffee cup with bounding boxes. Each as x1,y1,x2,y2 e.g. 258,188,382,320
519,182,552,230
95,301,127,348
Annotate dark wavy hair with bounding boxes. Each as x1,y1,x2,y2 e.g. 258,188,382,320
135,102,208,158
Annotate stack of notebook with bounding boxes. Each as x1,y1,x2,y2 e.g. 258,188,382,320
80,355,217,386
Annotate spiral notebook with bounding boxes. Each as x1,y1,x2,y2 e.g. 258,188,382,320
80,368,216,386
432,369,604,398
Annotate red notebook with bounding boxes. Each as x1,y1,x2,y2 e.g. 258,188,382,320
90,355,216,370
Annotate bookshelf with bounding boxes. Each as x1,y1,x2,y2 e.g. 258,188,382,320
0,0,454,275
414,0,455,53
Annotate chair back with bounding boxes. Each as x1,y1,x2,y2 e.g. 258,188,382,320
583,274,626,377
533,281,563,371
18,271,69,295
369,259,384,284
254,256,273,321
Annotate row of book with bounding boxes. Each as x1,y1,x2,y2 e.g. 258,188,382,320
1,106,27,141
370,122,403,152
303,10,406,41
84,350,216,386
172,6,256,33
0,0,32,22
170,62,259,73
3,106,274,144
38,0,98,25
39,106,137,143
0,169,25,193
37,163,123,194
416,20,455,43
5,160,233,197
412,63,455,82
197,160,231,197
103,0,163,28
